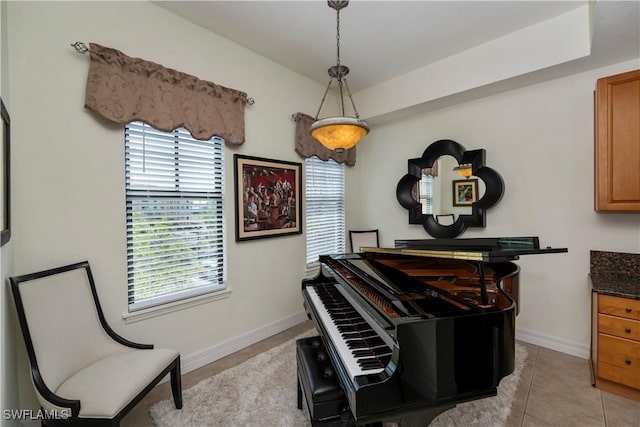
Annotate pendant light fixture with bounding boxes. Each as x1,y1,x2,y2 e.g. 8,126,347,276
310,0,370,152
453,164,473,179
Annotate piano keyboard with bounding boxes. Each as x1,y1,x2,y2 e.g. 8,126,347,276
306,285,394,379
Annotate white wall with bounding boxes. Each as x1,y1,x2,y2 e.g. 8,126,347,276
0,0,18,423
6,0,323,411
347,58,640,357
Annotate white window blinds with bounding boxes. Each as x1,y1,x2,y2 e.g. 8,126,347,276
419,174,434,214
125,121,225,311
305,156,345,266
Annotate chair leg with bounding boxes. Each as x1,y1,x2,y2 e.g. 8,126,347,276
297,376,302,410
171,357,183,409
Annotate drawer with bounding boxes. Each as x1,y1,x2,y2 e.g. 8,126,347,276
598,314,640,341
597,334,640,389
599,294,640,321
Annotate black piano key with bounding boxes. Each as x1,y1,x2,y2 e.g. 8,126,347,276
335,321,368,329
346,340,369,349
332,316,361,323
357,358,384,369
330,313,361,321
378,354,392,365
346,337,386,349
342,330,376,339
369,345,392,355
352,349,373,357
363,337,385,346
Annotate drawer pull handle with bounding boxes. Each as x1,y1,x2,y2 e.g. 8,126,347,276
625,328,632,334
626,307,632,313
625,359,632,366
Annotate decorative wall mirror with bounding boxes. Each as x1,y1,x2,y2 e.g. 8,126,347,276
396,139,504,238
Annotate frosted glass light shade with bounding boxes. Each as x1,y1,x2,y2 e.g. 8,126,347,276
310,117,370,151
453,164,473,178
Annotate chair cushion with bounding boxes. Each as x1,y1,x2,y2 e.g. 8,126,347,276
55,348,178,418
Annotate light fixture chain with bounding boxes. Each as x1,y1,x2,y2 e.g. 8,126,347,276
336,7,341,67
314,79,335,120
342,78,360,119
335,4,346,115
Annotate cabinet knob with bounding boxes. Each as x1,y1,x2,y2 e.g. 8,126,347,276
625,359,632,366
626,307,632,313
625,328,632,334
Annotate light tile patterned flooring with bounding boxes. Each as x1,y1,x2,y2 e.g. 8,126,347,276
123,321,640,427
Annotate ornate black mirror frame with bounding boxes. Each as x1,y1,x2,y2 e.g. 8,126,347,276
396,139,504,238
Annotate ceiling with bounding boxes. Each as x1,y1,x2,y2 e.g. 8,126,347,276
154,1,640,94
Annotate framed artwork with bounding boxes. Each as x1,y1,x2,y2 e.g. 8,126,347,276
234,154,302,241
452,179,478,206
0,99,10,246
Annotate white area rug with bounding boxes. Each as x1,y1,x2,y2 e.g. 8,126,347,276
150,331,527,427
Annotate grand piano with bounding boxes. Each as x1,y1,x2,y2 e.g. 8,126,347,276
302,237,567,426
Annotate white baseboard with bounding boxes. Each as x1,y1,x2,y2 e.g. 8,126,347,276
180,311,309,375
516,327,590,360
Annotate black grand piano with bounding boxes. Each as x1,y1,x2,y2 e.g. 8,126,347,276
301,237,567,426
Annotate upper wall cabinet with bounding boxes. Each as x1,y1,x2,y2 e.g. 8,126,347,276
595,69,640,211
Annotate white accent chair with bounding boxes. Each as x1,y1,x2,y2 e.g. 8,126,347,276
349,229,380,252
10,261,182,427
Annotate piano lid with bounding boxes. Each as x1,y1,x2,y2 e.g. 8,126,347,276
379,236,568,263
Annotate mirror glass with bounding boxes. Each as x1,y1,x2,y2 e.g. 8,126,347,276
412,155,487,222
397,139,504,238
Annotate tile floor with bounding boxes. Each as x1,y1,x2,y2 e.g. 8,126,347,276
123,320,640,427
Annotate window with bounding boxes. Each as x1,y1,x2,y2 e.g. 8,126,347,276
125,122,225,311
418,174,434,214
305,156,345,266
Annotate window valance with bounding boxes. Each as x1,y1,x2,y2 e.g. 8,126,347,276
84,43,248,145
422,163,439,177
294,112,356,166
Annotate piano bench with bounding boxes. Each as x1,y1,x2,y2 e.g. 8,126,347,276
296,336,351,426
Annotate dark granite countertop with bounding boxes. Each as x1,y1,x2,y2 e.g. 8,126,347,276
590,273,640,299
590,250,640,299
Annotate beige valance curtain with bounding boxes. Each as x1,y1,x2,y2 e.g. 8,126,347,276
294,112,356,166
84,43,248,145
422,163,438,177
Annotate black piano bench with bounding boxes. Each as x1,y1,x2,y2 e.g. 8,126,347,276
296,336,353,426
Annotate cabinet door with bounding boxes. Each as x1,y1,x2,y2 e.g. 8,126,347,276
597,334,640,389
595,69,640,211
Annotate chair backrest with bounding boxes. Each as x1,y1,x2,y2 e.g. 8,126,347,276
11,262,127,392
349,229,379,252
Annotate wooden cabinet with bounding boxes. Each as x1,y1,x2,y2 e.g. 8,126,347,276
592,293,640,401
595,69,640,211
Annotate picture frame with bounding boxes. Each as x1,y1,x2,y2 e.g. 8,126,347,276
0,98,10,246
452,179,478,206
234,154,302,241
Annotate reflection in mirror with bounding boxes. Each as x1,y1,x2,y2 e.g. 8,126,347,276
397,139,504,238
435,214,455,226
414,155,487,219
